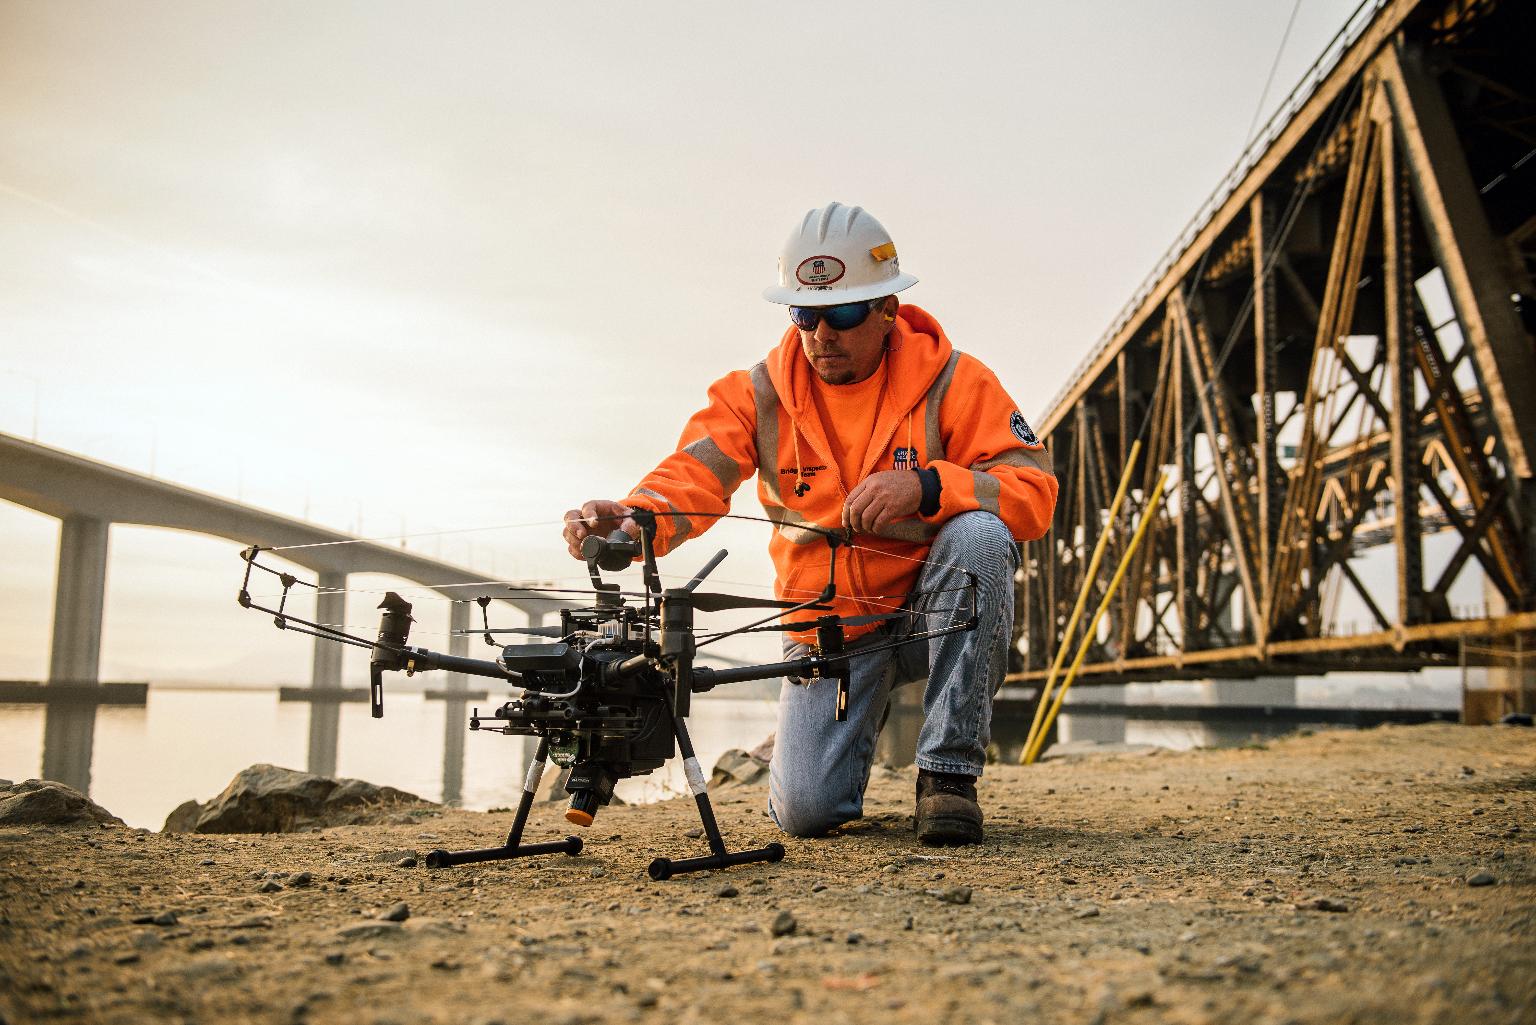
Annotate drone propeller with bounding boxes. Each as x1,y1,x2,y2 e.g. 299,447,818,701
688,592,834,613
746,612,907,632
505,585,648,599
454,625,565,638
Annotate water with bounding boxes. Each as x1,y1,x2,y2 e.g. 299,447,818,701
0,688,779,830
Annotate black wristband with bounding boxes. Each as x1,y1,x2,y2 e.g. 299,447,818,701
917,466,942,517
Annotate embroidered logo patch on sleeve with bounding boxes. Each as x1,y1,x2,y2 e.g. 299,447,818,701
1009,411,1040,447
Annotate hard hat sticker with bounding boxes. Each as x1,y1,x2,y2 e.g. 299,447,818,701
796,255,846,286
1010,411,1041,447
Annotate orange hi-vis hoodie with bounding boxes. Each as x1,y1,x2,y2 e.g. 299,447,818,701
622,304,1057,639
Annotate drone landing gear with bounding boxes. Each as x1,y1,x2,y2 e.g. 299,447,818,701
648,690,784,881
424,738,583,868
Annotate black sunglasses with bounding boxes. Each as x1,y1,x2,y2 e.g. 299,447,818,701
789,300,879,332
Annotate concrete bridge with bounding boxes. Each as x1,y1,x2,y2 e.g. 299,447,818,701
0,430,563,800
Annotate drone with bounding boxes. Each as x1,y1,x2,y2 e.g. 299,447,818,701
237,509,977,880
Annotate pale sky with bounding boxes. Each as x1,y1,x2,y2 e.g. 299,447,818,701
0,0,1369,683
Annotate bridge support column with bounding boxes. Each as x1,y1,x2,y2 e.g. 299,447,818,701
440,601,471,806
42,515,110,792
307,573,346,778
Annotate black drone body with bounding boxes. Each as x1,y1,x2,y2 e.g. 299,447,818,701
236,509,978,880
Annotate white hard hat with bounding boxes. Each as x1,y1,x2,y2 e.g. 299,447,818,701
762,202,919,306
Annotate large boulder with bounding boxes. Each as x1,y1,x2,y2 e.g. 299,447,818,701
164,764,433,833
0,780,123,827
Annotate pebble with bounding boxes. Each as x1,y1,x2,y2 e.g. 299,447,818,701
114,952,141,965
811,883,828,893
684,828,704,839
198,859,215,867
396,857,418,869
380,901,411,922
288,871,314,888
716,885,739,898
846,931,864,945
589,867,607,879
770,910,797,937
1074,906,1101,919
1466,872,1497,887
1299,897,1350,913
324,952,346,966
257,881,282,894
927,886,972,905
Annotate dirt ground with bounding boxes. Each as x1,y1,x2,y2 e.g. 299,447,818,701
2,723,1533,1025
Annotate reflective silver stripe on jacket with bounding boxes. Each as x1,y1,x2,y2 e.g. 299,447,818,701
750,363,823,545
877,520,940,544
922,351,962,465
750,363,781,504
971,446,1054,476
970,472,1002,516
682,436,741,494
634,487,692,546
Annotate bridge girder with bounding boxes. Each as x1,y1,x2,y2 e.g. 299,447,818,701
1016,0,1536,700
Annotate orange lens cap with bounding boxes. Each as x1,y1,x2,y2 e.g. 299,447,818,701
565,808,594,827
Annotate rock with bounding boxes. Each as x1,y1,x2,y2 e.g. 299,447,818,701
1075,906,1101,919
684,827,704,839
372,849,420,864
395,857,418,869
0,780,123,828
1298,897,1350,913
770,910,797,937
715,885,739,898
927,886,973,905
710,748,770,789
162,800,204,833
257,880,282,894
162,764,434,834
288,872,314,888
1466,871,1497,887
589,867,607,879
379,901,410,922
336,922,403,941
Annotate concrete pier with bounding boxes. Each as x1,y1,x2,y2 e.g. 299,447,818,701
41,515,110,791
306,573,346,778
440,600,472,805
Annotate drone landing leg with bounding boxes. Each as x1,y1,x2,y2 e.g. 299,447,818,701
425,738,583,868
648,706,784,881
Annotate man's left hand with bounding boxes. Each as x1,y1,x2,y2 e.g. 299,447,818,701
843,470,923,536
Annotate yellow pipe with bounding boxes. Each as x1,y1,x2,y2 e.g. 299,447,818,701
1020,440,1142,764
1024,471,1169,765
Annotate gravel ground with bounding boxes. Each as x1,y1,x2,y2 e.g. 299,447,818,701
2,723,1533,1025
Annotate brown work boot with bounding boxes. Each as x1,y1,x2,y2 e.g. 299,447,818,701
915,769,983,846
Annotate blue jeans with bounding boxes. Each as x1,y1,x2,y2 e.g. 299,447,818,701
767,511,1017,837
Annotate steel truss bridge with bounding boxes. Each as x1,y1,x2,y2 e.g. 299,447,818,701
1011,0,1536,712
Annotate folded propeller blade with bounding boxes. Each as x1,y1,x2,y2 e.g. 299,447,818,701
452,625,564,638
688,592,834,613
504,585,647,598
751,612,907,632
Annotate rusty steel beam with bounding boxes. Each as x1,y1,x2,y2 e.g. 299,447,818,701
1019,0,1535,690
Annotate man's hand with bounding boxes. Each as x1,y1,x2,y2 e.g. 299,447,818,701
843,471,923,536
562,500,640,560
